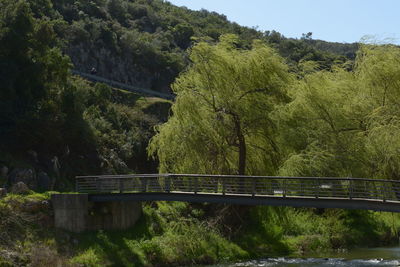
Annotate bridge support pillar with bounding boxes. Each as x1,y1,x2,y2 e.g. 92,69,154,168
87,201,142,231
52,193,89,233
51,194,142,233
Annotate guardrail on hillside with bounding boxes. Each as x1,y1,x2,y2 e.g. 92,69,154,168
76,174,400,202
72,70,175,100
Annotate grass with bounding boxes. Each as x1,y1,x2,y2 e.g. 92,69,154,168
109,84,172,111
235,207,399,257
70,202,247,266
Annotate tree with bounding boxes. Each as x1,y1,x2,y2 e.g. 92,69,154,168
276,65,364,177
149,34,292,175
107,0,126,24
172,23,194,49
301,32,312,40
356,45,400,179
277,44,400,180
0,0,71,150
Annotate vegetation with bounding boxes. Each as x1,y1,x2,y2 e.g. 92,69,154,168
146,33,400,264
12,0,355,93
0,0,358,182
1,193,400,266
277,44,400,179
0,0,172,183
149,35,292,175
2,0,400,266
151,36,400,181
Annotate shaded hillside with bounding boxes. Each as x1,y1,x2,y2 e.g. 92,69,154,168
51,0,262,92
308,39,359,59
49,0,357,92
0,0,172,191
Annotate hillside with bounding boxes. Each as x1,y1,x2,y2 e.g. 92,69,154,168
51,0,357,92
52,0,263,92
0,0,360,189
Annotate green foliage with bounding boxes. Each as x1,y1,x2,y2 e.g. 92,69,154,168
0,0,169,180
70,202,247,266
278,44,400,180
3,1,400,265
0,0,70,140
0,0,100,182
70,248,104,266
149,35,293,175
49,0,266,91
0,0,361,182
83,98,158,174
145,38,400,263
1,194,400,266
46,0,351,92
236,207,397,256
237,207,290,256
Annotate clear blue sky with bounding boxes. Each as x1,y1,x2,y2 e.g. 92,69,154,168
167,0,400,44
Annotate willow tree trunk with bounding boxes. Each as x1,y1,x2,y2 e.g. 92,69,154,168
224,110,247,193
233,114,246,176
237,128,246,176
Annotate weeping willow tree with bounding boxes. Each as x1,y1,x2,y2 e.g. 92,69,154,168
278,44,400,180
357,45,400,179
149,36,400,179
148,35,292,175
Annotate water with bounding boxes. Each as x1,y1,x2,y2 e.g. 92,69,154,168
210,247,400,267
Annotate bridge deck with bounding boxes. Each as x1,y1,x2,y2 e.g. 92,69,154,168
76,174,400,212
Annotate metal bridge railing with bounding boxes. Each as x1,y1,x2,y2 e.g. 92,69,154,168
75,174,400,202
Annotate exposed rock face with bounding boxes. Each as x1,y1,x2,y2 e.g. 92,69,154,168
37,172,52,191
27,150,39,163
69,44,154,89
8,168,36,190
0,165,8,179
0,188,6,198
11,182,30,195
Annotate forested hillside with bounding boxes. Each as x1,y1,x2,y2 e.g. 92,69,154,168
47,0,357,91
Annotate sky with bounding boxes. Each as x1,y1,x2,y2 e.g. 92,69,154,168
167,0,400,44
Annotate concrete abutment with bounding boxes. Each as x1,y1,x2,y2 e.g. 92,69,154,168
51,194,142,233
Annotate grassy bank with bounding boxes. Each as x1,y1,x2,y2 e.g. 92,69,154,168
70,202,247,266
1,193,400,266
238,206,399,257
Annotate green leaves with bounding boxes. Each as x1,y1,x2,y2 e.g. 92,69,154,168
0,0,72,150
150,36,400,181
149,35,292,175
279,44,400,179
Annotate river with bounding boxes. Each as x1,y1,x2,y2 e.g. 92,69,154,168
209,246,400,266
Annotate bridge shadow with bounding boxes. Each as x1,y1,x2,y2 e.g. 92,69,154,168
234,206,291,257
72,213,152,267
337,209,389,247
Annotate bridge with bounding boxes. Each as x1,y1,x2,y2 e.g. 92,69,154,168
71,70,175,100
52,174,400,232
75,174,400,213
